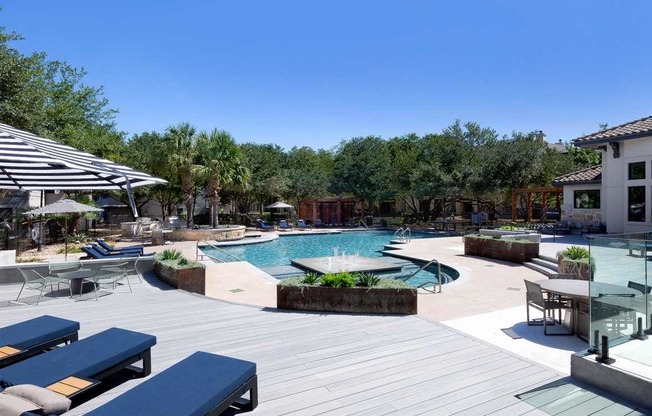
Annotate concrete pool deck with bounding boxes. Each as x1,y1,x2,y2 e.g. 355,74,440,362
62,231,595,374
185,231,596,375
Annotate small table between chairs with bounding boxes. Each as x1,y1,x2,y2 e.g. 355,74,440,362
537,279,641,340
55,269,94,297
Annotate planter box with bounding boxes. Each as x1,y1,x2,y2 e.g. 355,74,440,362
277,285,417,314
557,258,592,281
155,262,206,295
464,236,539,263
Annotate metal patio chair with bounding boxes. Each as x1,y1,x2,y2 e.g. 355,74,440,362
524,279,574,335
16,269,71,305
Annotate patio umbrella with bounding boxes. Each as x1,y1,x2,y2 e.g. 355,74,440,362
24,199,103,260
0,123,166,217
265,201,294,220
265,201,294,209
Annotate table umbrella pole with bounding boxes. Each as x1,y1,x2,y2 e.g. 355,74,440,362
64,217,68,261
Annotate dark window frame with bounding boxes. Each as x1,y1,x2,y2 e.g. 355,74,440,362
573,189,601,209
629,161,646,180
628,186,646,222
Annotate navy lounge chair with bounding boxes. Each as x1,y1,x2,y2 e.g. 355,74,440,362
255,219,274,231
82,246,149,260
0,328,155,404
0,316,79,368
278,220,293,231
96,239,144,254
90,244,151,258
85,351,257,416
296,219,312,230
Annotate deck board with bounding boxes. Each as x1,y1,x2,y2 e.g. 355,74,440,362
0,274,648,415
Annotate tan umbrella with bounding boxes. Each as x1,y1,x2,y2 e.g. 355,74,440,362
24,199,103,260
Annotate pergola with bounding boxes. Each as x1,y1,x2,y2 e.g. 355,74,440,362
511,186,563,223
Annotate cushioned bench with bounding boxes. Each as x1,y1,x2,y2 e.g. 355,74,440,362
86,351,257,416
0,327,155,399
0,315,79,368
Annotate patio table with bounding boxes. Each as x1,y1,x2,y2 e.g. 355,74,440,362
537,279,642,340
55,269,94,297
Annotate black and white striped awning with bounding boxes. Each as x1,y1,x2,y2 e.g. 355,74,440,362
0,123,166,191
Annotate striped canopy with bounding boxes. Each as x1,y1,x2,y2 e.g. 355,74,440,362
0,123,166,191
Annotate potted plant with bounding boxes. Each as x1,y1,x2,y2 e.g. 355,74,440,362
277,272,417,314
154,249,206,294
557,246,594,280
463,234,539,263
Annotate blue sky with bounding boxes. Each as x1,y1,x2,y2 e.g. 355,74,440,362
3,1,651,149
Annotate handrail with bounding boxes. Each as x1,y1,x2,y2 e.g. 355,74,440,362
196,240,243,262
393,227,411,242
359,220,371,231
412,258,443,293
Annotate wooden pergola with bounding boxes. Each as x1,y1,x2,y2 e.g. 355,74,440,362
511,186,563,223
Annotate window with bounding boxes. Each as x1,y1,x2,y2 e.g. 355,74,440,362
574,190,600,209
629,162,646,180
628,186,646,222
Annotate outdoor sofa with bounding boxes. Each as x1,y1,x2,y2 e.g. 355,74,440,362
85,351,257,416
0,327,155,408
0,316,79,369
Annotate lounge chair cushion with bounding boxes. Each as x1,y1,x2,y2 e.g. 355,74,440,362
86,351,255,416
5,384,71,413
0,328,155,388
0,392,40,416
0,315,79,350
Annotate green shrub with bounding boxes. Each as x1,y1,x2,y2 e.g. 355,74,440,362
155,249,203,270
355,272,380,287
302,272,320,285
321,272,355,288
558,246,589,260
157,249,184,261
375,279,414,289
67,232,88,244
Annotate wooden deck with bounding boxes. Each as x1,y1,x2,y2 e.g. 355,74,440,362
0,275,649,415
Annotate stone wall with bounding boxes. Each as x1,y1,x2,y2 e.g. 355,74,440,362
168,225,246,242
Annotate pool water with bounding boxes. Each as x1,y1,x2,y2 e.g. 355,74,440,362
201,230,458,287
205,231,422,267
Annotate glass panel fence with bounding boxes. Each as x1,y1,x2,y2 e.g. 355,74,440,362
588,233,650,366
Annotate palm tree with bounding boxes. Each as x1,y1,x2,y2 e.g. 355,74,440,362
196,129,250,227
166,123,199,228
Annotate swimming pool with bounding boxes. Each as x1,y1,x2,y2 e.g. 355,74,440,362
202,230,459,287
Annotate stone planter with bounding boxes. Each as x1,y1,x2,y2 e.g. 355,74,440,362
557,258,592,281
277,285,417,314
463,235,539,263
155,262,206,295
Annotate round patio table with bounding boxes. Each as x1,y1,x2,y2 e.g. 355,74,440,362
538,279,640,299
537,279,642,341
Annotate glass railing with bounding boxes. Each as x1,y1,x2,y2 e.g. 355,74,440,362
588,233,650,365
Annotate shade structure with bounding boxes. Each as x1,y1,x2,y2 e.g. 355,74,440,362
265,201,294,209
24,199,103,260
0,123,166,217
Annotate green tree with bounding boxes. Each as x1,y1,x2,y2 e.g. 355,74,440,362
165,123,200,228
240,143,289,213
0,23,122,155
332,136,393,214
196,129,250,227
125,131,181,220
284,146,331,208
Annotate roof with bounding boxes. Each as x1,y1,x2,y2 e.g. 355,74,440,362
552,165,602,186
573,115,652,146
